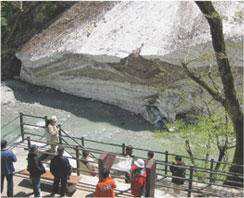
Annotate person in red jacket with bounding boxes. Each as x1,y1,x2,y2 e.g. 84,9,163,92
94,168,117,197
127,158,147,197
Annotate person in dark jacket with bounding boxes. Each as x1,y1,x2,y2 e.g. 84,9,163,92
170,155,186,194
50,145,72,197
1,140,17,197
27,145,45,197
147,151,154,160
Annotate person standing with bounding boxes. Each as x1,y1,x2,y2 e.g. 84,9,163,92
125,145,135,183
50,145,72,197
94,168,117,197
125,145,134,158
27,145,46,197
170,155,186,194
79,150,96,176
147,151,154,160
127,159,147,197
1,140,17,197
47,116,60,153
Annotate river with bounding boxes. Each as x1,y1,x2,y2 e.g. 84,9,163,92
1,79,188,161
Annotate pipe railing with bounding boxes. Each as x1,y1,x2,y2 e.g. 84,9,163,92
3,113,243,197
24,128,244,179
25,135,244,197
1,116,19,129
1,125,20,139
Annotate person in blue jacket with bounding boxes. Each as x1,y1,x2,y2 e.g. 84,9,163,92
1,140,17,197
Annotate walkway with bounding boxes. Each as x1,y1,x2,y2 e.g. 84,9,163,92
1,141,183,198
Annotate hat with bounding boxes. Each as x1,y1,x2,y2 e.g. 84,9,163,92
51,116,57,122
1,140,7,149
30,145,39,153
175,155,182,161
57,145,64,153
134,158,145,168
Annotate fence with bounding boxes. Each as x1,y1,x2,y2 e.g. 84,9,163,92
1,113,244,197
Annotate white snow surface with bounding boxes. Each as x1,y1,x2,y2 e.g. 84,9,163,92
15,1,244,123
19,1,244,62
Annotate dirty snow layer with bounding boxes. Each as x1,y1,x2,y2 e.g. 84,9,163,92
19,1,244,61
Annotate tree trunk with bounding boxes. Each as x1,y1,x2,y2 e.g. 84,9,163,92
193,1,243,187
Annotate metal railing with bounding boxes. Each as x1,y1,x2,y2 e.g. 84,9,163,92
1,113,243,197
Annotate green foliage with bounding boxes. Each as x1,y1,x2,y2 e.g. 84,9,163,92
171,111,234,138
1,1,75,79
159,108,235,160
204,12,228,21
1,16,8,26
159,109,235,182
198,52,216,64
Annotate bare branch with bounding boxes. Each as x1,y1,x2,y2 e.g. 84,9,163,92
181,61,226,105
184,48,191,63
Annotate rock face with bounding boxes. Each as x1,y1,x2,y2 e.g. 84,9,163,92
16,1,244,124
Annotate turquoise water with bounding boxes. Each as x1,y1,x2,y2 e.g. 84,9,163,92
1,80,187,161
2,80,233,165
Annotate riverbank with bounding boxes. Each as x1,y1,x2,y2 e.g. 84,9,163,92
1,79,155,131
2,79,183,157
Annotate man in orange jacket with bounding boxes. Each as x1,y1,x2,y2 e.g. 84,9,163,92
94,168,117,197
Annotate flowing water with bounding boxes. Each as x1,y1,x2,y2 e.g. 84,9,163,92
2,79,232,166
1,80,187,161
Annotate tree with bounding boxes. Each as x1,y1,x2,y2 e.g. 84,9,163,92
181,1,243,187
1,1,75,79
169,109,235,181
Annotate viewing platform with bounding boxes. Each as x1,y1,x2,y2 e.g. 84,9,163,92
1,141,176,198
1,113,243,197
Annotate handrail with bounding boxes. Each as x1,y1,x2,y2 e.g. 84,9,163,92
22,123,46,129
25,137,244,186
82,137,244,167
1,126,20,139
8,113,244,197
18,113,244,166
23,136,244,197
156,172,244,190
23,130,244,178
7,134,21,147
58,137,77,158
60,128,98,159
21,113,46,119
1,116,19,129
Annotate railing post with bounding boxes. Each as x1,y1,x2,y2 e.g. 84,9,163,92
188,165,194,197
165,151,168,175
76,145,80,176
98,152,109,181
81,137,85,147
122,143,125,155
44,116,48,126
58,126,62,144
209,158,214,183
27,136,31,149
145,159,156,197
20,113,24,142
